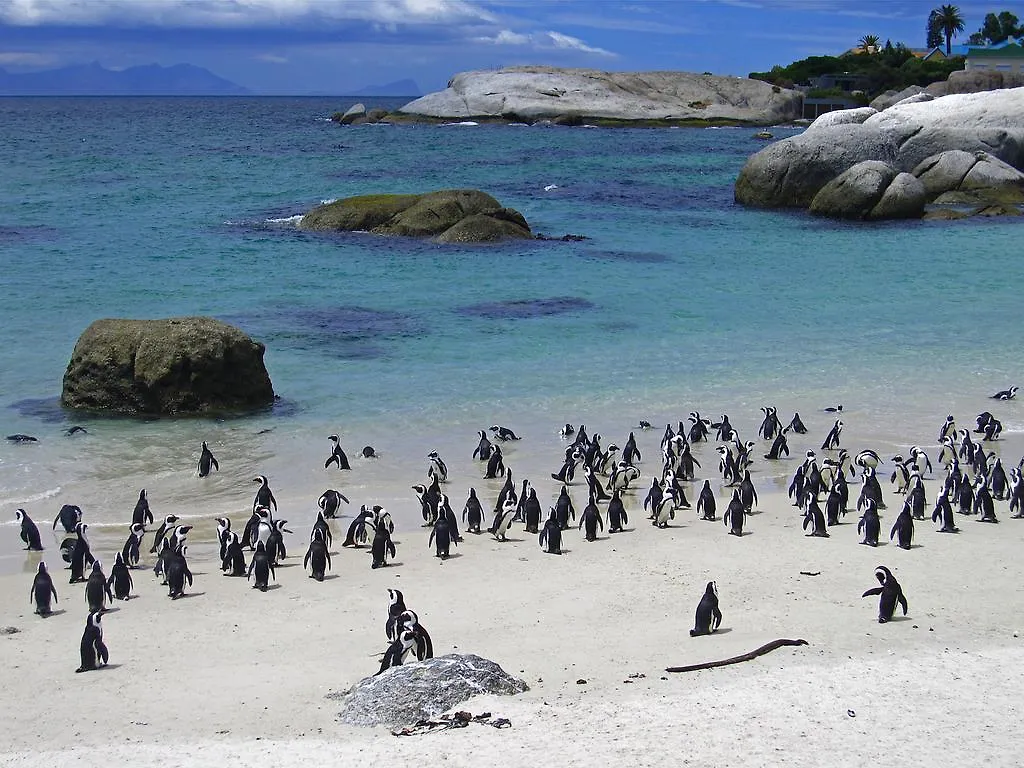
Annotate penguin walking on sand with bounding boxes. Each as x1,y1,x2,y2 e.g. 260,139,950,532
974,477,998,523
821,419,843,451
30,562,58,616
579,495,604,541
76,612,109,673
861,566,908,624
131,489,153,528
427,451,448,483
149,514,181,555
252,475,278,513
724,489,746,536
325,435,351,470
802,497,829,537
690,582,723,637
554,485,576,530
932,488,959,533
428,514,457,560
222,531,247,576
304,527,332,581
857,498,881,546
15,509,43,551
198,441,219,477
696,480,717,521
107,552,133,600
462,488,485,534
85,561,112,613
607,490,628,533
318,488,349,519
890,503,915,549
247,541,275,590
165,542,194,599
121,523,145,567
370,523,397,569
539,510,563,554
69,522,95,583
491,498,517,542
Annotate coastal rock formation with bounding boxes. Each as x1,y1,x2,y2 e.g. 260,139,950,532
735,87,1024,211
336,103,365,125
869,86,927,111
61,317,274,415
299,189,532,242
399,66,802,125
805,107,877,131
332,654,529,727
927,69,1024,97
809,162,926,220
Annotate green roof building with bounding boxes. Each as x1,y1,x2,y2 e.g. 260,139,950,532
966,39,1024,72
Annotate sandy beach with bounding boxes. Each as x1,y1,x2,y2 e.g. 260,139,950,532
3,416,1024,767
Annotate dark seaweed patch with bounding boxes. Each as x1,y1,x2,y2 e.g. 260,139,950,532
0,225,59,244
584,249,669,264
457,296,594,320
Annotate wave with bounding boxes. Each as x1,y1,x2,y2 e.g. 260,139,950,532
442,121,479,127
264,214,304,225
0,486,62,508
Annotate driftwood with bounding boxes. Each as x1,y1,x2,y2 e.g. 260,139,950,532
665,638,808,673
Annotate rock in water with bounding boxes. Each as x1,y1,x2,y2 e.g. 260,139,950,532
61,317,274,415
331,654,529,727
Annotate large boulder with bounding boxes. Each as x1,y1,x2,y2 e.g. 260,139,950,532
61,317,274,415
869,86,927,111
869,172,927,220
809,160,896,219
913,150,1024,203
399,66,802,124
332,654,529,727
805,107,876,132
299,189,532,242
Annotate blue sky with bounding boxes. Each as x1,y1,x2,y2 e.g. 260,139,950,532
1,1,1023,94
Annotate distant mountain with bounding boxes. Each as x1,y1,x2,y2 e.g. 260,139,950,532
347,79,421,97
0,62,250,96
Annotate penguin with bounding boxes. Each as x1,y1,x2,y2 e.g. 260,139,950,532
857,498,880,546
938,414,957,443
53,504,82,534
652,492,675,529
7,433,38,443
855,449,881,471
890,458,911,494
76,612,109,673
85,560,112,613
890,503,914,549
579,495,604,541
821,419,843,451
473,430,493,461
643,476,664,519
491,498,516,542
583,464,610,503
247,540,275,590
490,425,520,441
462,488,485,534
197,441,219,477
512,478,531,522
905,474,926,520
241,508,262,549
738,470,757,514
757,406,779,440
385,589,407,640
427,451,448,483
554,485,576,530
267,519,292,564
310,509,333,549
723,489,746,536
717,445,740,486
165,543,193,599
30,561,58,616
522,487,543,534
149,514,181,555
214,517,232,562
560,423,576,438
318,489,349,518
303,527,332,581
957,475,975,515
824,404,843,413
539,510,563,554
15,509,43,550
107,551,133,600
861,565,908,624
69,522,95,583
689,581,722,637
907,446,933,476
411,483,437,527
932,488,959,533
713,415,733,442
858,466,885,511
370,523,396,568
802,497,829,537
637,421,652,431
400,610,433,661
676,442,701,481
974,477,998,523
685,413,708,443
131,489,153,528
764,430,790,460
376,630,416,676
825,479,846,526
484,445,506,479
696,479,717,521
788,412,808,435
1010,468,1024,518
221,531,247,576
990,458,1009,501
65,425,88,436
607,490,628,533
428,514,457,560
937,438,957,469
252,475,278,512
607,462,641,494
788,464,806,508
325,434,351,470
361,445,379,459
621,431,641,465
991,386,1018,400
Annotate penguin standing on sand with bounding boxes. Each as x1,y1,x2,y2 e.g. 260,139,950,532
69,523,95,583
473,430,493,461
428,514,456,560
974,477,998,523
802,498,829,537
1009,468,1024,518
932,488,959,533
15,509,43,551
222,531,247,576
491,498,517,542
107,552,133,600
539,510,563,555
149,514,181,555
370,523,397,569
764,430,790,460
621,431,641,465
788,412,808,434
696,480,717,521
522,488,543,534
724,490,746,536
318,489,348,519
325,435,351,470
607,490,628,533
252,475,277,512
165,542,194,599
303,527,332,581
85,561,112,613
76,612,109,673
554,485,576,530
30,562,57,616
247,541,275,590
121,522,145,567
857,498,881,546
861,565,908,623
427,451,449,483
484,445,506,479
821,419,843,451
131,489,153,529
690,582,722,637
579,495,603,541
198,441,219,477
462,488,485,534
343,506,375,547
890,503,915,549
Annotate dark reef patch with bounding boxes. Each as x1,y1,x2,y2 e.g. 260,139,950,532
457,296,595,320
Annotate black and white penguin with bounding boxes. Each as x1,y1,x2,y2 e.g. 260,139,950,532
484,445,506,479
303,527,332,581
583,464,610,503
906,474,927,520
932,488,959,533
696,479,717,521
937,438,957,469
738,470,758,514
197,441,219,477
788,412,808,435
643,476,663,519
267,519,292,564
825,479,847,527
890,504,915,549
370,523,396,569
247,540,275,590
717,445,740,486
428,514,457,560
1009,468,1024,518
411,483,437,527
427,451,448,483
724,489,746,536
802,497,829,537
824,404,843,413
491,498,516,542
713,415,733,443
974,477,998,523
560,423,577,438
758,406,781,441
607,490,628,533
131,489,153,529
309,509,333,549
385,588,407,640
858,466,886,511
376,630,416,676
85,560,112,613
165,543,193,599
490,425,520,441
342,506,374,547
318,488,349,519
149,514,181,554
991,385,1018,400
69,522,95,583
820,419,843,451
522,487,543,534
30,561,58,616
107,551,133,600
957,474,975,515
690,581,723,637
764,430,790,460
621,431,641,465
861,565,908,624
252,475,278,512
76,612,109,673
938,414,957,443
539,510,563,555
788,464,806,508
214,517,232,562
855,449,881,471
400,609,433,661
554,485,576,530
857,498,880,546
53,504,83,534
222,531,247,576
990,458,1009,500
462,488,485,534
890,457,911,495
325,434,351,470
473,430,493,461
579,495,604,541
361,445,379,459
15,509,43,550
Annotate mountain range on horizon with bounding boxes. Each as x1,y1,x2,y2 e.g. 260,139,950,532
0,62,250,96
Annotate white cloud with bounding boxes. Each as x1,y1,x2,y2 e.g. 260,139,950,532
0,0,496,27
476,27,615,56
0,50,56,65
545,30,613,55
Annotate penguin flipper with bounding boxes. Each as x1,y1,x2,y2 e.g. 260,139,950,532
898,592,908,615
862,587,883,597
712,607,722,631
211,457,219,472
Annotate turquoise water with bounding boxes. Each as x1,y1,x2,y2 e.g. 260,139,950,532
2,97,1023,570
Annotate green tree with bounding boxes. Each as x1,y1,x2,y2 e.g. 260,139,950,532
979,11,1020,44
931,5,965,55
858,34,881,53
927,10,943,48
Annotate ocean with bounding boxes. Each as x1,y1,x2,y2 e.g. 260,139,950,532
2,96,1022,573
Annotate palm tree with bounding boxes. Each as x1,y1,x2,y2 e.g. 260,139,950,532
931,4,965,55
858,34,880,54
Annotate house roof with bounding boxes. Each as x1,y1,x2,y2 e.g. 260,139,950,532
968,41,1024,58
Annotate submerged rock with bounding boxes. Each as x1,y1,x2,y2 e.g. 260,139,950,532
61,317,274,416
332,653,529,727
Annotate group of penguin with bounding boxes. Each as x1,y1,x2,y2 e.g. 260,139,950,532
11,386,1020,674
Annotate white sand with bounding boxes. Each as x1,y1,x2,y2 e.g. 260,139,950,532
3,448,1024,768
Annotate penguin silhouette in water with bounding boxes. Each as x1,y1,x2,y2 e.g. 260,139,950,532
325,435,351,470
539,510,563,554
30,562,58,616
690,581,723,637
197,441,219,477
861,566,908,623
76,612,109,673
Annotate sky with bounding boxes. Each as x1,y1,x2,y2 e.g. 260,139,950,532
1,0,1023,94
